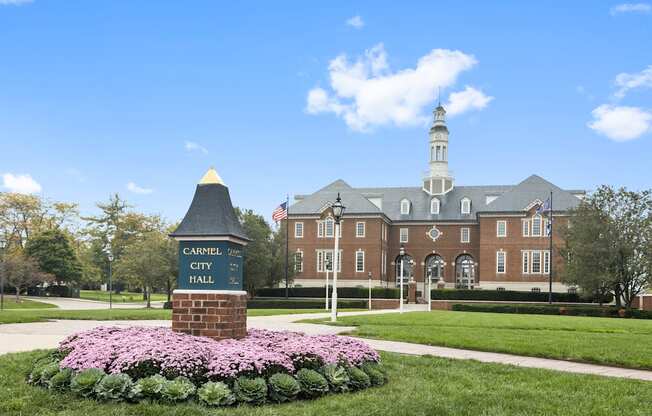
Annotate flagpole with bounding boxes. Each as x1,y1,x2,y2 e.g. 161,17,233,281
548,190,553,305
285,194,289,300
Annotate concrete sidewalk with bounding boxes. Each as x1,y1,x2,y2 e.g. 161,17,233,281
24,296,165,310
1,310,651,382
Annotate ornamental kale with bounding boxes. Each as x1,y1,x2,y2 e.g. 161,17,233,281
268,373,301,403
234,376,267,405
197,381,236,407
362,362,387,386
94,373,133,401
322,364,350,393
37,362,61,387
129,374,167,401
347,366,371,390
70,368,105,397
48,368,73,390
161,376,196,402
296,368,329,398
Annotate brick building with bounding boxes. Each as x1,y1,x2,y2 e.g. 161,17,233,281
287,104,585,293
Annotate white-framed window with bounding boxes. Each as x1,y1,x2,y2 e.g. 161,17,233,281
355,249,365,272
496,251,506,274
460,227,470,243
316,249,341,272
522,219,531,237
399,228,409,243
532,214,542,237
294,250,303,273
356,221,366,238
400,199,411,215
522,251,530,274
461,198,471,215
497,220,507,238
543,251,550,274
430,198,440,214
294,222,304,238
317,217,340,238
531,251,542,273
382,250,387,275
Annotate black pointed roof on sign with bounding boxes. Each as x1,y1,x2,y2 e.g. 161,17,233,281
170,168,250,241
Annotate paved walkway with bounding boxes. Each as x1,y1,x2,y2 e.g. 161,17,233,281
1,310,651,382
24,296,165,310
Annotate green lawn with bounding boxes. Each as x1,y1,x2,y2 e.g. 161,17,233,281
308,310,652,370
0,298,58,310
0,308,358,325
80,290,168,303
0,350,649,416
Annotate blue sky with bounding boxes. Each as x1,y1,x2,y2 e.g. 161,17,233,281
1,1,651,224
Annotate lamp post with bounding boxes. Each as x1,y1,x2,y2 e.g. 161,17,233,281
107,252,114,310
427,266,433,307
325,258,331,310
330,193,345,323
368,271,372,310
399,245,405,314
0,238,6,311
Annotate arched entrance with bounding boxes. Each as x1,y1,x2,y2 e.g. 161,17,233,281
455,254,476,289
424,254,445,294
394,254,414,287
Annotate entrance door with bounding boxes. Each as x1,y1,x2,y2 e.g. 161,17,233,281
455,254,475,289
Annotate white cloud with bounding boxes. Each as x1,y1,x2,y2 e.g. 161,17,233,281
610,3,651,14
0,0,33,5
2,173,41,194
445,86,494,116
126,182,154,195
184,140,208,154
587,104,652,141
614,65,652,98
346,15,364,29
305,44,489,131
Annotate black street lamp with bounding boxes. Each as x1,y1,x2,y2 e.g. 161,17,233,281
0,237,6,311
330,193,345,323
107,251,114,310
399,244,406,313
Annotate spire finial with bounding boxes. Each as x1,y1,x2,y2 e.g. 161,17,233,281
199,167,225,185
437,86,441,106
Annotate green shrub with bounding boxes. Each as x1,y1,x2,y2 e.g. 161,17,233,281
129,374,167,401
48,368,73,390
268,373,300,403
234,376,267,405
321,364,349,393
197,381,236,407
296,368,329,398
38,362,61,387
347,367,371,390
255,287,401,299
70,368,105,398
28,361,56,385
450,303,652,319
361,362,387,386
248,298,367,309
94,373,133,401
160,376,196,402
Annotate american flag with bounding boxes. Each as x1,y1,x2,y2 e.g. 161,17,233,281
272,201,288,222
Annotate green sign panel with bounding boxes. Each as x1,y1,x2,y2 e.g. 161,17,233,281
177,240,244,291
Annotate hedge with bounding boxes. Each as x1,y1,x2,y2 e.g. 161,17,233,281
451,303,652,319
26,285,80,298
247,298,367,309
255,287,403,299
255,287,610,303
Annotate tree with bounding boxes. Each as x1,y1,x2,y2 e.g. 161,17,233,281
237,209,273,295
113,232,175,307
561,186,652,308
3,250,54,302
25,229,82,285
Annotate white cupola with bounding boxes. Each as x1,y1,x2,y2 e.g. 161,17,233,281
423,104,454,195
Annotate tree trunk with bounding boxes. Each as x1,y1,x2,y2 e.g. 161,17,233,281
14,286,20,302
614,285,622,308
146,285,151,309
166,278,171,303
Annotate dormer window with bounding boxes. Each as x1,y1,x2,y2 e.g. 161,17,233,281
461,198,471,215
430,198,440,214
400,199,411,215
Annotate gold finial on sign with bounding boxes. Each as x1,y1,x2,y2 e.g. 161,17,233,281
199,167,225,185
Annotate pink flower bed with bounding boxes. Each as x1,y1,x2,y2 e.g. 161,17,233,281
59,327,379,380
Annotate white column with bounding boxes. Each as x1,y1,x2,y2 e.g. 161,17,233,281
399,258,404,313
325,269,329,310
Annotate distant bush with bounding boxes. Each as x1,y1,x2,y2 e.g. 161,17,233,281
451,303,652,319
247,298,366,309
255,287,402,299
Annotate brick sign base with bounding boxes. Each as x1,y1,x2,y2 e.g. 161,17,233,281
171,290,247,341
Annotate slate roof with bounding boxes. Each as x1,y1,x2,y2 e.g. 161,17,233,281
289,175,583,221
170,183,250,240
